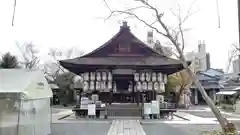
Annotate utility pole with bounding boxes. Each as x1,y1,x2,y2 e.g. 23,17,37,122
238,0,240,58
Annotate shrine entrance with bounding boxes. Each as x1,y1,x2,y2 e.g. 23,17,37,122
114,74,132,92
112,73,135,103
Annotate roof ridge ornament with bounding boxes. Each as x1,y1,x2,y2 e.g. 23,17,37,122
120,21,130,30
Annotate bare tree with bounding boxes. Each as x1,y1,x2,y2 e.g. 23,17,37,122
16,42,40,69
103,0,236,133
44,47,84,88
226,43,239,73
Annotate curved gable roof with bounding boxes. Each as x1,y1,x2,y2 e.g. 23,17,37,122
59,22,190,75
82,23,166,58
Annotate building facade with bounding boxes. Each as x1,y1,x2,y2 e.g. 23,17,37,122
60,22,187,105
233,58,240,73
191,68,223,105
147,31,173,57
185,41,211,73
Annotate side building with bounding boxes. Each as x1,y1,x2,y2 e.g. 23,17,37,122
185,41,211,73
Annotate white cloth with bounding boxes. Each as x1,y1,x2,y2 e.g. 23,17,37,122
14,100,34,112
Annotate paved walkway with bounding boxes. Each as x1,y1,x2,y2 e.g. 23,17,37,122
107,120,146,135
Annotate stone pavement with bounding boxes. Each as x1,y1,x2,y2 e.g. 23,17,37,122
107,120,146,135
50,106,228,135
52,123,111,135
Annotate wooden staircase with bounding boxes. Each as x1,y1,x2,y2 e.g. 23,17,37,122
107,103,142,117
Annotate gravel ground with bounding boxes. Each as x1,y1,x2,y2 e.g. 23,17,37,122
186,111,240,118
141,123,221,135
142,123,186,135
169,124,221,135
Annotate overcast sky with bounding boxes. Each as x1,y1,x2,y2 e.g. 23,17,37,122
0,0,238,72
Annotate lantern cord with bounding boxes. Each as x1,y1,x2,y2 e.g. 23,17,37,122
12,0,17,26
216,0,221,28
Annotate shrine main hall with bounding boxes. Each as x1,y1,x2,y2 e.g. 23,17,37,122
60,22,186,105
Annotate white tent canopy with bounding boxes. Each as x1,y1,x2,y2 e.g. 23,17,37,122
0,69,53,99
0,69,52,135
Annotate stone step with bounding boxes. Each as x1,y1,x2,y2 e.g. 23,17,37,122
109,103,140,108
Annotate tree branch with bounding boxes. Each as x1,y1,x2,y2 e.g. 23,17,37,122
102,0,235,132
226,44,239,72
105,10,167,36
16,42,39,69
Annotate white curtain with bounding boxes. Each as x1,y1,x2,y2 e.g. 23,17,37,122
0,96,51,135
0,95,19,135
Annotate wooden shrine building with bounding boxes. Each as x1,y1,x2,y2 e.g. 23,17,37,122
60,22,186,105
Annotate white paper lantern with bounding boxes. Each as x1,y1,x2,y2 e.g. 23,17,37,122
140,73,145,81
128,82,133,92
152,72,156,82
157,73,162,82
90,72,95,80
142,81,147,90
134,73,139,81
96,81,100,90
83,72,89,81
154,82,159,91
96,72,101,81
159,82,165,93
107,81,112,89
102,72,107,81
90,81,95,90
83,81,89,91
146,72,151,82
108,72,112,80
113,82,117,92
147,82,153,90
101,81,106,90
163,74,167,83
136,82,141,91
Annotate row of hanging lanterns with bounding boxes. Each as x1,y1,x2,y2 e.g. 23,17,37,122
134,72,167,83
83,81,112,91
136,82,165,92
82,72,112,81
82,71,166,93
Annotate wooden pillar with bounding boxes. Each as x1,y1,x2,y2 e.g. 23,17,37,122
212,89,216,103
78,89,83,105
152,90,155,100
109,90,113,105
132,82,135,103
141,93,145,119
104,102,108,119
194,89,198,105
137,90,140,106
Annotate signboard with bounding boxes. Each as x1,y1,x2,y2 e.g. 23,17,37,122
151,100,160,114
88,104,96,116
36,82,44,90
144,103,152,115
112,69,135,75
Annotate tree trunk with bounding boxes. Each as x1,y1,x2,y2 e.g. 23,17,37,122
165,32,236,132
177,52,236,133
185,67,236,133
176,86,184,108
